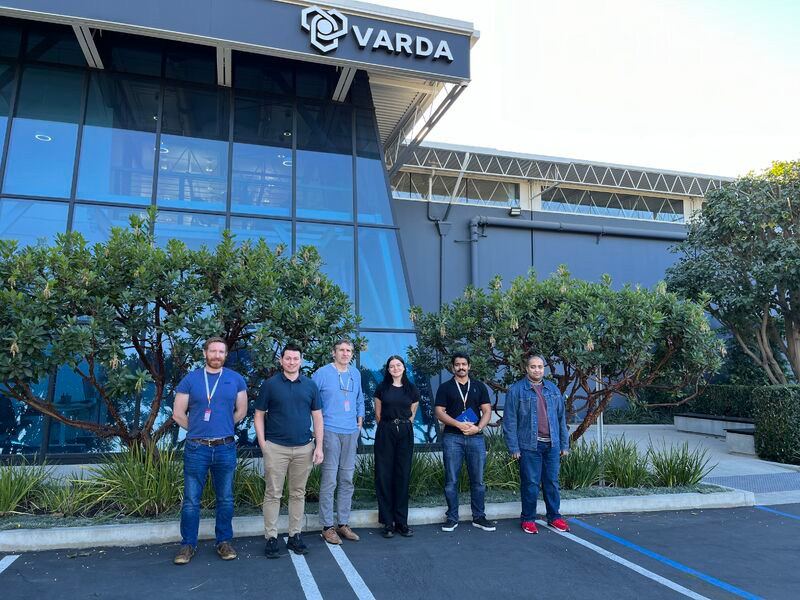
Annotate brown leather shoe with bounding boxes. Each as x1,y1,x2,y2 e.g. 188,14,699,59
216,541,237,560
173,544,195,565
336,524,360,541
321,527,342,545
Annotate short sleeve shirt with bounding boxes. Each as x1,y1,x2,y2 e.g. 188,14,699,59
435,377,491,435
176,367,247,439
375,384,420,421
255,372,321,447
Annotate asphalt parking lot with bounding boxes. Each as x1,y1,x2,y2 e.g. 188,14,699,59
2,504,798,600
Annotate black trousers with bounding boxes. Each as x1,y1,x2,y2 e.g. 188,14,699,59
374,420,414,528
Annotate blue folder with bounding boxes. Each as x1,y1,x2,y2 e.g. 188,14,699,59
455,407,479,423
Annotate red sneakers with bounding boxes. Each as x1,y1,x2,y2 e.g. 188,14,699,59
549,518,570,532
521,521,538,534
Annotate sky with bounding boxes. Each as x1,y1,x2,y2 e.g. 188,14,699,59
372,0,800,177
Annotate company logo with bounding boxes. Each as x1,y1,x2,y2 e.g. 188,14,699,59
301,6,348,54
300,5,454,62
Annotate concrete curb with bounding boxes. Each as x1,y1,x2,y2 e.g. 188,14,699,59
0,489,754,552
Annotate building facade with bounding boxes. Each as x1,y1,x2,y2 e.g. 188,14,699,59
0,1,726,459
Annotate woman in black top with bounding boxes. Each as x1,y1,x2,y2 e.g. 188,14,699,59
373,355,420,538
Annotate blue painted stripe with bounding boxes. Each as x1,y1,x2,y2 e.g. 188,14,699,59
570,518,763,600
755,505,800,521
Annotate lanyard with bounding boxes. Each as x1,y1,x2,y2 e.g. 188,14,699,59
456,379,470,409
204,368,223,407
338,370,353,395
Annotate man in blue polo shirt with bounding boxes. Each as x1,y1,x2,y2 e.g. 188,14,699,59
172,337,248,565
313,338,364,545
255,343,324,559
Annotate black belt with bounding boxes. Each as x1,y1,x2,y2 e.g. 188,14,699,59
382,418,412,425
190,436,235,446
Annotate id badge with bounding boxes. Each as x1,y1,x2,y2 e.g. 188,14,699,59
203,409,212,422
344,400,351,412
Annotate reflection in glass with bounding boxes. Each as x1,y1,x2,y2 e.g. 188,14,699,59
296,102,353,221
0,63,14,150
3,66,83,197
25,21,84,66
295,222,354,302
155,210,225,250
156,134,228,210
358,332,435,444
0,198,67,246
356,108,393,224
229,216,291,250
72,204,148,246
0,380,48,455
358,228,412,329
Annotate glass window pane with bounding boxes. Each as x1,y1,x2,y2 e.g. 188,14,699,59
229,216,291,250
356,109,392,224
25,22,84,66
233,51,293,96
164,40,216,85
0,63,15,150
72,204,148,245
155,210,225,250
295,222,354,302
96,30,163,77
77,73,159,204
295,62,337,100
0,379,49,455
231,95,292,216
358,228,412,329
161,85,229,140
0,198,67,246
296,102,352,221
358,332,436,445
156,134,228,210
3,67,82,197
0,17,22,59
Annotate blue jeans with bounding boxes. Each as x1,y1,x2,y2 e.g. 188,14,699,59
519,440,562,522
442,433,486,521
180,439,237,547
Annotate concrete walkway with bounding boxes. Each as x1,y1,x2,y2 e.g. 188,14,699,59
581,424,800,503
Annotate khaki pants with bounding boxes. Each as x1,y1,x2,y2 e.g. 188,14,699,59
262,440,314,539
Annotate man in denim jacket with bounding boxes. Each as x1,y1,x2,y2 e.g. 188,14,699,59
502,353,570,535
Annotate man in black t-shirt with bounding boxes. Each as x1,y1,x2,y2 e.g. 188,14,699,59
434,353,496,532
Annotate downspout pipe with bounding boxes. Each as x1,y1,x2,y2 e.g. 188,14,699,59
468,215,687,287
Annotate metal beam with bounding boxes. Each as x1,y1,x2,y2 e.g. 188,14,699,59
216,46,232,87
332,67,356,103
72,24,103,69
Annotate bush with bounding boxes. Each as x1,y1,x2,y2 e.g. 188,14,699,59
648,442,714,486
31,476,105,517
603,405,674,425
753,385,800,465
602,437,651,488
686,385,755,418
560,441,603,489
0,463,50,515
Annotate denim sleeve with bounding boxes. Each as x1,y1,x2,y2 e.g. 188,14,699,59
558,393,569,451
502,384,520,454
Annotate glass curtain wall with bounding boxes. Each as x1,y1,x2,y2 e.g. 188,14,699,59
0,19,422,457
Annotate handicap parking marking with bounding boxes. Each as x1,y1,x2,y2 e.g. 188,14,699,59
754,505,800,522
0,554,20,575
534,521,713,600
324,542,376,600
282,537,323,600
568,518,764,600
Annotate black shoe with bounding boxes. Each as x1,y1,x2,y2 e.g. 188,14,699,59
264,537,281,559
286,533,308,555
395,525,414,537
472,517,496,531
441,519,458,532
381,525,395,539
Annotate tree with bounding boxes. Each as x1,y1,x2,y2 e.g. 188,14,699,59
0,212,359,448
410,268,723,442
666,160,800,384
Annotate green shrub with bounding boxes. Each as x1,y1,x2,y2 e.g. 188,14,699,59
753,385,800,465
685,385,755,418
602,437,651,488
484,430,520,492
0,463,50,515
603,405,674,425
648,442,714,486
560,441,602,489
408,452,444,499
31,476,106,517
87,445,183,517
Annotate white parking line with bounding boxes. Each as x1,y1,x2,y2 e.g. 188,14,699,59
282,538,323,600
324,543,376,600
535,521,712,600
0,554,20,575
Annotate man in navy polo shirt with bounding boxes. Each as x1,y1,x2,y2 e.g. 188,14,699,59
255,343,324,559
172,337,248,565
